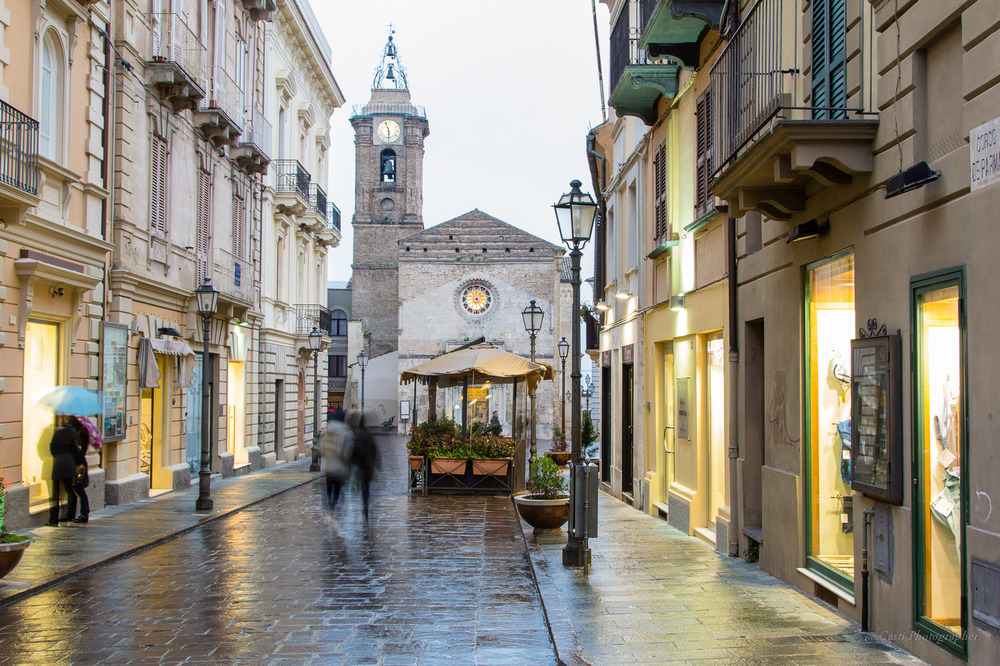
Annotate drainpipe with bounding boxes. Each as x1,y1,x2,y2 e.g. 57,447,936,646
727,214,740,558
861,508,875,631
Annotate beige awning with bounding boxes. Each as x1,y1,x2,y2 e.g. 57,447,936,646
148,338,195,356
400,344,554,390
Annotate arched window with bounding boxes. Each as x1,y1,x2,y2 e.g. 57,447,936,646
331,309,348,336
380,148,396,183
39,32,62,160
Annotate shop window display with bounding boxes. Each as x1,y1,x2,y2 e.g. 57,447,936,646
914,280,964,642
707,334,726,528
806,252,855,582
21,321,60,509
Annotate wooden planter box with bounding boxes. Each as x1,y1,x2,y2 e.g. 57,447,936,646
420,457,513,495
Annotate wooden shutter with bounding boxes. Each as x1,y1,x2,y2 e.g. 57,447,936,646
197,170,212,282
811,0,847,119
695,91,711,219
213,0,226,102
233,189,245,259
150,136,167,237
151,0,163,57
653,142,667,242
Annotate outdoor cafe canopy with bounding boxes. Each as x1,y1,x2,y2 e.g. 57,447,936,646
399,344,554,390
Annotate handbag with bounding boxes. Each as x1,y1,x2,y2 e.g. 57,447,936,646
74,463,89,489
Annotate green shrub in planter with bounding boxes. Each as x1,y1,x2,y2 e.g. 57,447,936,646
528,457,568,499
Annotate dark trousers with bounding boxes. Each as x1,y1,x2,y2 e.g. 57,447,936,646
325,475,345,510
73,483,90,519
359,477,372,521
49,478,76,523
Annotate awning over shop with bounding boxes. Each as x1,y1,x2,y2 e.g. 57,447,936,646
138,337,197,390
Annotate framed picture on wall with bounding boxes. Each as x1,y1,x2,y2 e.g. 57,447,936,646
850,334,902,504
101,322,128,442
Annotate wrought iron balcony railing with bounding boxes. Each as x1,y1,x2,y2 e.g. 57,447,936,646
200,66,245,132
147,13,208,88
0,100,39,196
610,0,646,93
274,159,310,200
708,0,876,179
309,183,327,221
327,201,342,232
295,304,332,336
239,106,271,160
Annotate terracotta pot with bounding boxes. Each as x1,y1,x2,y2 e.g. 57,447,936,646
0,537,31,579
513,494,570,533
471,458,510,476
429,458,467,475
545,451,572,466
409,456,424,471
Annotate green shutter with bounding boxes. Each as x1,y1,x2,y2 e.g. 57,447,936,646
812,0,847,119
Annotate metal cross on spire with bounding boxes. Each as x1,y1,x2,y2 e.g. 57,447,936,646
373,28,408,90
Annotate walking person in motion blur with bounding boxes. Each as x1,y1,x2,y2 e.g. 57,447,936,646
348,410,378,524
319,409,353,519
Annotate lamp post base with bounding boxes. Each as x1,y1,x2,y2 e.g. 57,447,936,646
196,470,213,512
562,537,590,567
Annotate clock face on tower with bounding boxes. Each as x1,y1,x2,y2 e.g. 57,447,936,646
376,119,401,143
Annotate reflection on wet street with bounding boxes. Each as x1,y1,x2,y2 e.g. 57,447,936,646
0,438,555,665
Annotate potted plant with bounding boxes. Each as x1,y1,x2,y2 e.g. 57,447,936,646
581,411,600,467
0,474,31,580
513,457,570,533
545,426,572,466
407,418,515,492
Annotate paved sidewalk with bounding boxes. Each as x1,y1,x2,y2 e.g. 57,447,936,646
0,459,318,607
518,492,925,665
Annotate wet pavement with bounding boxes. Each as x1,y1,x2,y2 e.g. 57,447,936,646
0,439,553,665
0,435,924,664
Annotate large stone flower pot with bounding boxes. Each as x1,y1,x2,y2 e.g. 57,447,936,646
0,537,31,579
544,451,572,466
513,494,570,534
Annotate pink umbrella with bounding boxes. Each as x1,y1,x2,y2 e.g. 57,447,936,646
77,415,103,451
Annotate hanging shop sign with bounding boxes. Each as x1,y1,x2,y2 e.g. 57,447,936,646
101,322,128,442
850,322,903,504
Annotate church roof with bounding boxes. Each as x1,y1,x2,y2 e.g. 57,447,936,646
399,209,563,262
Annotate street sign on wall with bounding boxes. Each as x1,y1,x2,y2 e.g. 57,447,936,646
971,116,1000,191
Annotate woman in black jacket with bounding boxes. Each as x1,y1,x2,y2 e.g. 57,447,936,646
67,416,91,523
48,416,81,526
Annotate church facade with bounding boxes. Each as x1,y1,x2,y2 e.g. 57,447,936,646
348,37,573,451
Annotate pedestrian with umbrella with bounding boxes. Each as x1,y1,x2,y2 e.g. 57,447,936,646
36,386,101,526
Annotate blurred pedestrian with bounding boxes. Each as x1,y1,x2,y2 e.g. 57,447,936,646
47,416,80,526
66,416,91,523
348,410,377,524
319,409,353,514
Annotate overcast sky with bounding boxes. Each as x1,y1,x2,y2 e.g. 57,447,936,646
311,0,611,295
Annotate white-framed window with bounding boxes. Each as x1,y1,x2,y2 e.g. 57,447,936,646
39,31,63,160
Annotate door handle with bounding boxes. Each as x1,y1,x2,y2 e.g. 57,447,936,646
663,426,675,454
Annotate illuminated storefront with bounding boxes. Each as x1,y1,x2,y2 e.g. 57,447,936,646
21,320,61,512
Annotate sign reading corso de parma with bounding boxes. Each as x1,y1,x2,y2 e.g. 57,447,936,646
971,116,1000,191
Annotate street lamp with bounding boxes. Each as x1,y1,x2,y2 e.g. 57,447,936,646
357,349,369,413
582,381,592,416
521,300,544,463
553,179,598,568
308,326,322,472
195,276,219,511
558,336,569,438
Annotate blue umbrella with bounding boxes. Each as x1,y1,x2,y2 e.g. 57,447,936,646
35,386,102,416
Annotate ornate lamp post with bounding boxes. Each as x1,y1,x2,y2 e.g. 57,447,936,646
521,300,544,462
582,381,592,417
357,349,369,413
553,179,598,568
195,277,219,511
558,336,569,438
308,326,322,472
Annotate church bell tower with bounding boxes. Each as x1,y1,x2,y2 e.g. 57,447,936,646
350,33,429,358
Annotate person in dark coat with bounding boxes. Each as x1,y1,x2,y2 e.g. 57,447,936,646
48,416,81,526
348,411,377,524
66,416,91,523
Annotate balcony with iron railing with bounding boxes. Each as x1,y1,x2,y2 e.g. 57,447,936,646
146,12,207,111
608,0,680,125
273,159,311,215
194,67,245,148
295,304,332,336
638,0,728,66
0,100,40,209
327,201,341,233
234,106,271,175
309,183,328,221
708,0,878,220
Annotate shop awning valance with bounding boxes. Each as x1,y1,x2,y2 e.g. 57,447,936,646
139,337,197,390
148,338,195,357
400,343,554,391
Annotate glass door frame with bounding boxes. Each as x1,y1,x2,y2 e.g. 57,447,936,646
802,248,855,592
911,267,968,658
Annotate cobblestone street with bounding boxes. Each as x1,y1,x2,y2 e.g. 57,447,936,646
0,442,554,665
